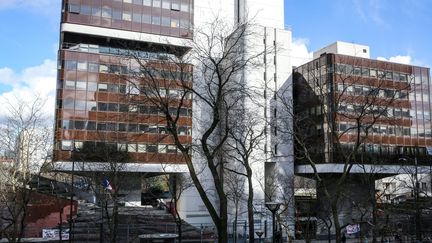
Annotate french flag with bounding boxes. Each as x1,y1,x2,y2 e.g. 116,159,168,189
102,178,115,192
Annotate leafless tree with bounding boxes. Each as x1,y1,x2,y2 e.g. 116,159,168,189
0,95,52,242
120,16,268,243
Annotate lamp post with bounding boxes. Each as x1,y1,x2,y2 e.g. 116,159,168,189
399,155,421,241
265,202,281,243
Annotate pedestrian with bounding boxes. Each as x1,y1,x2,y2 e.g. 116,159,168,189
342,233,346,243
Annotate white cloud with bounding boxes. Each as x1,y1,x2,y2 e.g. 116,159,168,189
377,55,412,65
290,38,313,68
0,59,57,120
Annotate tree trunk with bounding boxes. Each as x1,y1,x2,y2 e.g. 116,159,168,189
247,167,255,243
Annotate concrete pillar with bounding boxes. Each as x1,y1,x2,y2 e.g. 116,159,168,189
315,175,374,238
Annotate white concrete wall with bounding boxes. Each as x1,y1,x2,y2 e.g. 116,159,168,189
313,41,370,59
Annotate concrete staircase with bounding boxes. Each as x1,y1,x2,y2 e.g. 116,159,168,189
68,202,212,243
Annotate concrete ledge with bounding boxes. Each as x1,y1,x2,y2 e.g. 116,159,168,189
295,163,432,175
52,161,189,173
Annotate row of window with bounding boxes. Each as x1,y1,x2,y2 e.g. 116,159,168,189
62,119,192,135
339,143,430,156
338,103,431,119
61,140,185,154
68,3,191,28
66,43,176,61
69,0,191,13
334,64,410,82
337,123,432,137
61,99,192,116
63,80,192,99
336,83,409,99
64,60,193,81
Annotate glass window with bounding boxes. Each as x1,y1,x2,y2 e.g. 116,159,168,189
124,0,132,3
99,64,109,73
361,68,369,77
180,19,189,29
87,121,96,130
113,10,122,20
167,145,177,153
132,13,141,22
108,103,118,112
68,4,80,13
385,71,392,80
129,124,138,132
171,1,180,10
370,69,377,77
75,100,86,110
101,7,112,18
65,60,77,70
77,61,87,71
75,121,85,130
162,0,171,9
61,140,73,150
87,101,97,111
98,83,108,92
152,15,160,25
62,120,73,129
118,123,127,132
147,145,158,153
88,63,99,72
97,123,106,131
128,144,137,152
153,0,161,7
81,5,91,15
139,124,148,132
64,99,74,109
161,17,170,26
178,126,187,135
148,125,158,133
353,67,361,76
171,19,179,28
65,80,75,89
133,0,143,4
142,14,151,24
98,102,107,111
107,123,117,131
119,104,128,112
118,143,127,151
137,144,146,152
91,7,101,17
158,144,167,153
87,82,97,92
143,0,152,6
180,3,189,12
122,11,132,21
108,84,119,93
76,81,86,90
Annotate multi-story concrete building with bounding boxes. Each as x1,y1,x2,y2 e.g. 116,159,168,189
289,41,432,237
53,0,294,234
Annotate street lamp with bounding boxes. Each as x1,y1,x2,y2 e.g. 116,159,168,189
399,155,421,241
265,202,281,243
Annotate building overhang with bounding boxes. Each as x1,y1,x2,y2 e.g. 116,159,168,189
61,23,192,49
52,161,189,174
295,163,432,176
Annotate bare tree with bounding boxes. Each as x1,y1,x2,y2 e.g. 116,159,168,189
0,95,52,242
120,17,267,242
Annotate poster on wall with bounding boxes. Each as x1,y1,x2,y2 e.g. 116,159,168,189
42,229,70,240
346,224,360,234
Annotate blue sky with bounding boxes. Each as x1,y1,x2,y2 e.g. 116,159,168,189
0,0,431,115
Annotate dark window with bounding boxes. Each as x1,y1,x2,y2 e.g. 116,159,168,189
129,124,138,132
97,123,106,131
98,102,108,111
65,60,77,70
139,124,148,132
118,123,127,132
119,104,128,112
107,123,117,131
75,121,85,130
147,145,158,153
108,103,118,112
87,121,96,130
